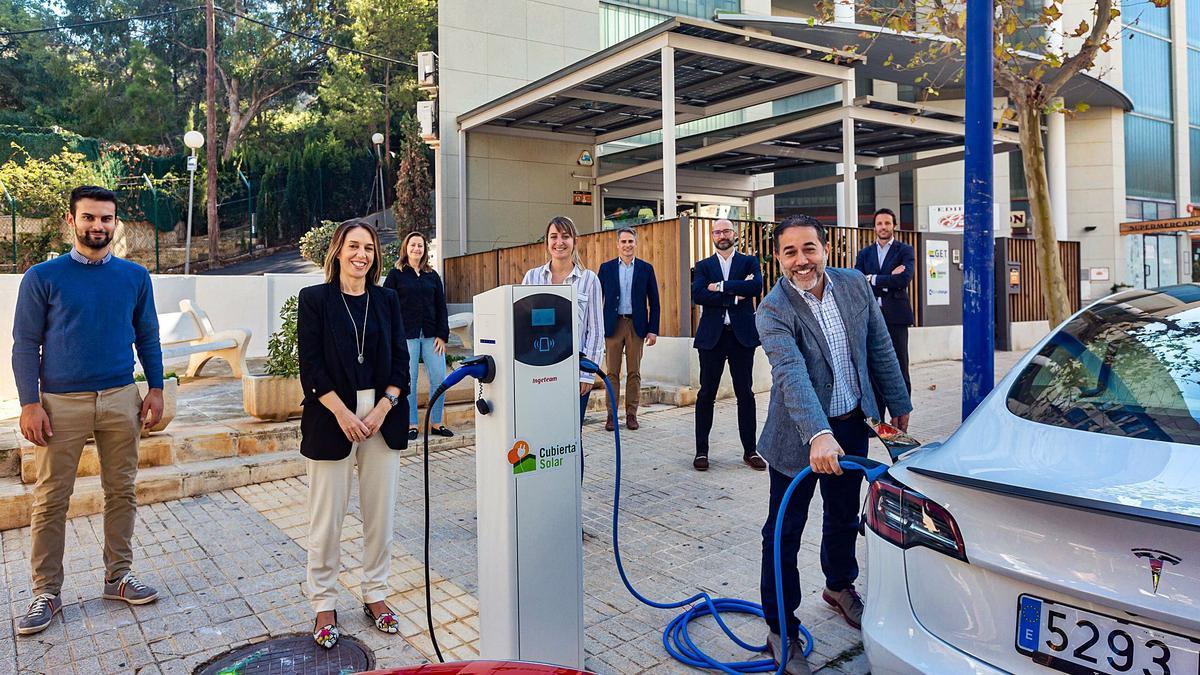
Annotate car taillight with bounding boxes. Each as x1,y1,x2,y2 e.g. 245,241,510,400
865,475,967,562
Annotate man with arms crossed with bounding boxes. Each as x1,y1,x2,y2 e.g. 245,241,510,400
12,185,163,635
755,215,911,674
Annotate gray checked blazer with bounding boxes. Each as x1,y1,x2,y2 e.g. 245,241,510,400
754,267,913,477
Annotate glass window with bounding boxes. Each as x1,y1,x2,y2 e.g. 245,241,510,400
1190,0,1200,47
1125,115,1176,201
1010,152,1028,200
603,197,658,230
1122,33,1173,119
1123,0,1171,38
1192,127,1200,203
1190,49,1200,124
599,1,740,46
1007,286,1200,444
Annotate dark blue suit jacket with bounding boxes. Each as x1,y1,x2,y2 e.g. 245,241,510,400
854,240,915,326
691,252,762,350
598,257,661,338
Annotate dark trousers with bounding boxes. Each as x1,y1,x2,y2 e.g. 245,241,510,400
887,323,910,395
695,328,757,457
760,411,869,639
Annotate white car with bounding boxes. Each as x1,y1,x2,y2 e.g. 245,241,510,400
862,285,1200,675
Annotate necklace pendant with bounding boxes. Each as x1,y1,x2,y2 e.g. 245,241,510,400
357,355,364,364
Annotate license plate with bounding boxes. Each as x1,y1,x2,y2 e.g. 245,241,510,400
1016,594,1200,675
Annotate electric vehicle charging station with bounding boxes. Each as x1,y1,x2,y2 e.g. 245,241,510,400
470,284,585,669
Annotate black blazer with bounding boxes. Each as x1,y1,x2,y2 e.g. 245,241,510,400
598,258,661,338
691,251,762,350
297,282,410,460
854,240,916,326
383,267,450,342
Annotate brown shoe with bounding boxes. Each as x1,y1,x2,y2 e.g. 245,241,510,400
605,415,614,432
693,454,709,471
822,585,864,629
626,414,639,430
743,453,767,471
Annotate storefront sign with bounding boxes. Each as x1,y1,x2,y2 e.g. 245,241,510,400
928,204,1002,233
572,191,592,206
1089,267,1110,281
1119,216,1200,234
926,240,950,306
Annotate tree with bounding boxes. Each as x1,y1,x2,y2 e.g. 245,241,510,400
392,122,433,238
825,0,1143,326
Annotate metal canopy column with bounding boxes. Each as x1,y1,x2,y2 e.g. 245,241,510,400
661,46,678,219
841,81,858,227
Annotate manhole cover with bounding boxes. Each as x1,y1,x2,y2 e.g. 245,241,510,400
195,634,375,675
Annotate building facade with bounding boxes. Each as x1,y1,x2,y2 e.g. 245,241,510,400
435,0,1200,298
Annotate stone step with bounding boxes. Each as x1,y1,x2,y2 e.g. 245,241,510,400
0,430,475,532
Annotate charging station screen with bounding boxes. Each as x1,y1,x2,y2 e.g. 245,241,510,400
531,308,555,327
514,294,573,367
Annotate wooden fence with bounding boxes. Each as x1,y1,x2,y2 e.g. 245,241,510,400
442,217,1080,336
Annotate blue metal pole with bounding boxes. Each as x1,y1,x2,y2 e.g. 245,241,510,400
962,0,995,419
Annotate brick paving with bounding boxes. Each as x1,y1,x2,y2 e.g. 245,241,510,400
0,352,1025,674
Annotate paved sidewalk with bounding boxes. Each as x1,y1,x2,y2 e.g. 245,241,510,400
0,352,1024,674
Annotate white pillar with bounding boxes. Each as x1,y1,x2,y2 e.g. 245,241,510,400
433,144,444,271
661,46,678,219
1047,99,1069,241
458,130,467,255
841,82,858,227
1170,0,1191,215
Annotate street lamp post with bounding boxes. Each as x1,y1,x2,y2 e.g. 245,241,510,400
183,130,205,275
372,132,386,218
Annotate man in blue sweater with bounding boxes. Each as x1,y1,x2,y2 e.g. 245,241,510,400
12,185,164,635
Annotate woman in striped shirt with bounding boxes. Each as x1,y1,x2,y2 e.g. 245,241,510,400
521,216,605,455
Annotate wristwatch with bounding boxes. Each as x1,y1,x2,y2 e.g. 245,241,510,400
384,393,400,408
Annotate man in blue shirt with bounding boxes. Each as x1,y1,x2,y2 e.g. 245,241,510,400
598,227,660,431
12,186,164,635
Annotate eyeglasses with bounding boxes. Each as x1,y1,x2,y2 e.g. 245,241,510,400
712,229,736,236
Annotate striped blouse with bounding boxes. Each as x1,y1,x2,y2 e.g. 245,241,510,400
521,262,605,385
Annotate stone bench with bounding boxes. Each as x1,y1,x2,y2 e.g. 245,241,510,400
155,299,251,378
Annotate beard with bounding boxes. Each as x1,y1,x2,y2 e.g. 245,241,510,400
714,238,734,250
77,230,112,251
789,265,822,291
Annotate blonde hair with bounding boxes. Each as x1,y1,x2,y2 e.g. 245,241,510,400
323,219,382,285
545,216,583,269
398,231,432,272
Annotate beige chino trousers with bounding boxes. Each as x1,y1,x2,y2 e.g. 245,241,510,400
306,389,401,613
32,384,142,596
603,316,644,417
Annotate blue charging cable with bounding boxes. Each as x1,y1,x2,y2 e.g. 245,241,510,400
580,357,888,674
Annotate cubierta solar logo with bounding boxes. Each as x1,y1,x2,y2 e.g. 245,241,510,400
507,439,577,475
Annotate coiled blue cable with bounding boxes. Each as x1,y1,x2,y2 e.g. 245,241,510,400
582,357,888,674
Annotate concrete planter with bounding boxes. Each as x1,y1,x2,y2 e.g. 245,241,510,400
136,377,178,436
243,375,304,422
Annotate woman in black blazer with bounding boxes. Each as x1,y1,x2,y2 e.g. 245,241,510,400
297,219,409,650
383,231,453,439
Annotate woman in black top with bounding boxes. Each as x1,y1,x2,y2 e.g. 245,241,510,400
297,219,409,649
383,231,452,439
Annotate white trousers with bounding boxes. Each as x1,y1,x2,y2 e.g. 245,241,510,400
306,389,401,612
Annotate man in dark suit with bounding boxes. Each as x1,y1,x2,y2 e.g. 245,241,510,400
598,227,660,432
853,208,915,394
691,218,764,471
756,214,911,675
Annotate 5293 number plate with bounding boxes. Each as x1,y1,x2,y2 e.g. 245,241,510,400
1016,595,1199,675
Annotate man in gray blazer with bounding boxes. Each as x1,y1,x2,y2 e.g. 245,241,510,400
755,214,912,675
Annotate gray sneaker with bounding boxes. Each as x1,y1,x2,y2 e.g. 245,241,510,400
822,585,865,629
102,572,158,605
18,593,61,636
765,631,812,675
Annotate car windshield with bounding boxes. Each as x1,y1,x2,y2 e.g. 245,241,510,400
1007,285,1200,444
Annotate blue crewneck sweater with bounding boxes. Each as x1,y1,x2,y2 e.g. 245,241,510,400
12,253,163,405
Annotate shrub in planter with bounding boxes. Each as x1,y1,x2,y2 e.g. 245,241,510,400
243,296,304,421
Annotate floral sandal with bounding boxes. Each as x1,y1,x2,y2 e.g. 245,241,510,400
364,602,400,634
313,610,339,649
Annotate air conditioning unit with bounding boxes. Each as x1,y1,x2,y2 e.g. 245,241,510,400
417,51,437,91
417,100,438,144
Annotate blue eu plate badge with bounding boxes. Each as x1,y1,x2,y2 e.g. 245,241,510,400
1017,595,1042,653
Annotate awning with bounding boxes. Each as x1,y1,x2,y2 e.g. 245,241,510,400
716,15,1134,112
